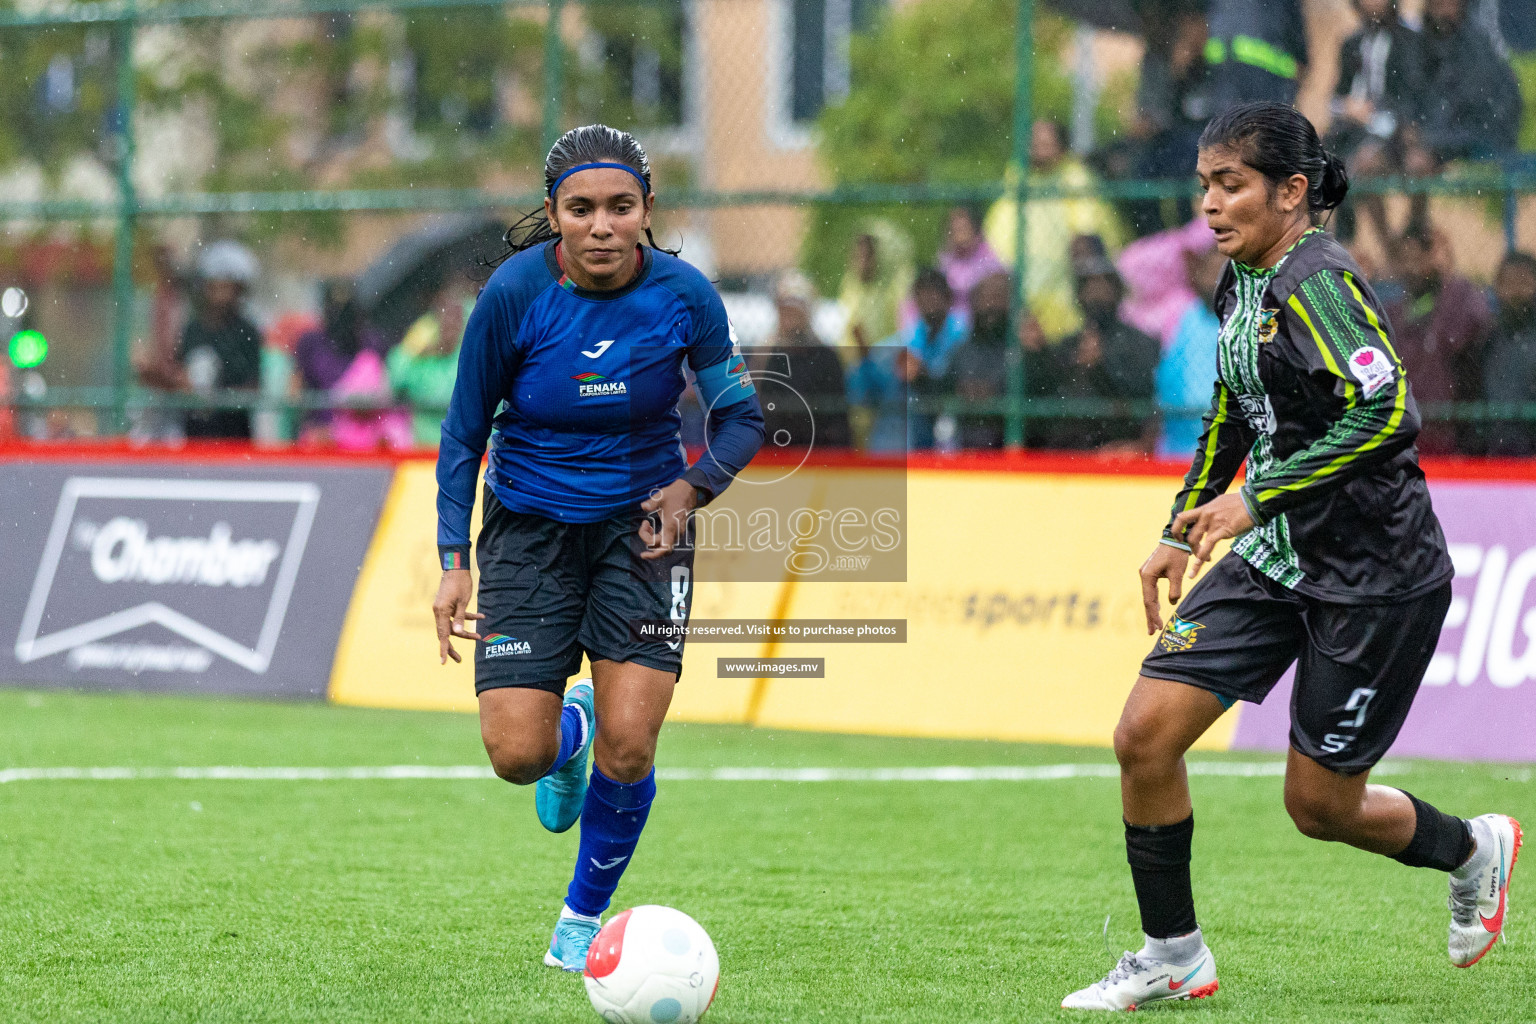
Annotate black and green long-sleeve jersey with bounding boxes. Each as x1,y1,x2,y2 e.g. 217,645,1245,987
1164,228,1452,603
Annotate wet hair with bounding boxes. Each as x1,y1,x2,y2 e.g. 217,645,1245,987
913,267,951,298
948,204,985,233
1198,102,1349,217
488,124,677,267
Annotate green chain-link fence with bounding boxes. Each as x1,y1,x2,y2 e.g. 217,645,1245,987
1,0,1534,450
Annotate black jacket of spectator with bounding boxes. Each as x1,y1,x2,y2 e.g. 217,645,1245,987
1024,320,1160,451
747,332,852,452
1485,313,1536,457
1332,19,1425,146
1206,0,1308,107
178,312,262,439
1418,15,1522,160
943,334,1010,451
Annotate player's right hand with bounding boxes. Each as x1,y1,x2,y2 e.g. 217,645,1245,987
1138,542,1191,635
433,569,484,665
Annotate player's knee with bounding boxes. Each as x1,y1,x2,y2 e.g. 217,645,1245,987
1284,789,1353,842
484,737,556,786
1113,712,1172,777
595,734,656,784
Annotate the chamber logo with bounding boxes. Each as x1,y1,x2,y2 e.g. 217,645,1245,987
13,478,319,674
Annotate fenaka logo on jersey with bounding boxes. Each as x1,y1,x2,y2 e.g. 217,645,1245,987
1158,616,1205,654
1348,346,1394,397
571,372,627,397
13,477,318,674
482,633,532,658
1257,308,1280,344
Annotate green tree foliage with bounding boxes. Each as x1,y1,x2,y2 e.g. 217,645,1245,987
1516,53,1536,152
578,0,686,131
0,17,119,175
803,0,1087,294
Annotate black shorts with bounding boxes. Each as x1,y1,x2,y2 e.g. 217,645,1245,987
1140,553,1452,774
473,489,695,696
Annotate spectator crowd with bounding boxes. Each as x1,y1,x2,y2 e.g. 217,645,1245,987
10,0,1533,460
786,0,1535,460
122,239,474,451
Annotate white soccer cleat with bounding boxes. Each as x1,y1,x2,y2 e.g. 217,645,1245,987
1449,814,1523,968
1061,948,1218,1011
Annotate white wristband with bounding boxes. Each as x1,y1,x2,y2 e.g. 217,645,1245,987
1159,537,1193,553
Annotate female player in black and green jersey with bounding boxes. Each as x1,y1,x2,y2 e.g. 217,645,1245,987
1063,103,1521,1012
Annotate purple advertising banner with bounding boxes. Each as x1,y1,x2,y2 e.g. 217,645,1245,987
1232,481,1536,762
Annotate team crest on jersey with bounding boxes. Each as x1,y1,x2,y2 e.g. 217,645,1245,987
483,634,532,658
571,372,628,397
1256,308,1280,344
1158,616,1205,654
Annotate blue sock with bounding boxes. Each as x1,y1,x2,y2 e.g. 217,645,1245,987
565,767,656,917
540,702,586,780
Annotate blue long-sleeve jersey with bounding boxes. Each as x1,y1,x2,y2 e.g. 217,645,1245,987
436,241,765,565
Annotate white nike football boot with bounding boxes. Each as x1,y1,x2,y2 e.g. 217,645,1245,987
1061,947,1218,1011
1448,814,1523,968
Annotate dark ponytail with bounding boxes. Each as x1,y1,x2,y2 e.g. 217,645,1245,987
1318,150,1350,211
486,123,678,268
1199,101,1350,217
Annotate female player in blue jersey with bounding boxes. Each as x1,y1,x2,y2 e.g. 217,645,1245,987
431,124,765,970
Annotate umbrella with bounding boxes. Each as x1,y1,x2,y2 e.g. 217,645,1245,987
355,213,510,346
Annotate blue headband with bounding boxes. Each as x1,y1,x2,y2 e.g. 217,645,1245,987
548,162,650,199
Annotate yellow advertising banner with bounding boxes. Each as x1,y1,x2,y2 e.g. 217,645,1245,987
328,461,781,719
329,461,480,712
745,468,1239,751
330,461,1237,751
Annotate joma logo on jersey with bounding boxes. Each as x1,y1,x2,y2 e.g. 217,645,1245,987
571,372,628,398
482,634,532,658
1159,616,1205,654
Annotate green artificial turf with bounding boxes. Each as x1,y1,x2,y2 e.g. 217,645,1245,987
0,688,1531,1023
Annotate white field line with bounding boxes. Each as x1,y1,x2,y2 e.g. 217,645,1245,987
0,761,1419,784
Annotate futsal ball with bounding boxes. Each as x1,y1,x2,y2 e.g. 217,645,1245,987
583,905,719,1024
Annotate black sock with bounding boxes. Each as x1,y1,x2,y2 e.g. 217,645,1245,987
1390,791,1473,872
1125,816,1198,939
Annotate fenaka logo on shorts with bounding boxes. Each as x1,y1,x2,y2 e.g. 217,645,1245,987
571,372,627,398
13,477,318,674
482,633,532,658
1158,615,1205,654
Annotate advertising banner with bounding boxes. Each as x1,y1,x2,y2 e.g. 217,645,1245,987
0,461,390,698
1233,481,1536,762
327,460,780,720
747,468,1242,750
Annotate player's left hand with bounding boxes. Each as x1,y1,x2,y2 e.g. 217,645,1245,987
638,478,697,560
1171,493,1255,577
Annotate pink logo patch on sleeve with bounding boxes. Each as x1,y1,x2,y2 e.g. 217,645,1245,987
1347,346,1394,397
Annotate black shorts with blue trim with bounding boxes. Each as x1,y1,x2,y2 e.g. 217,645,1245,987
472,488,694,696
1139,552,1451,774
